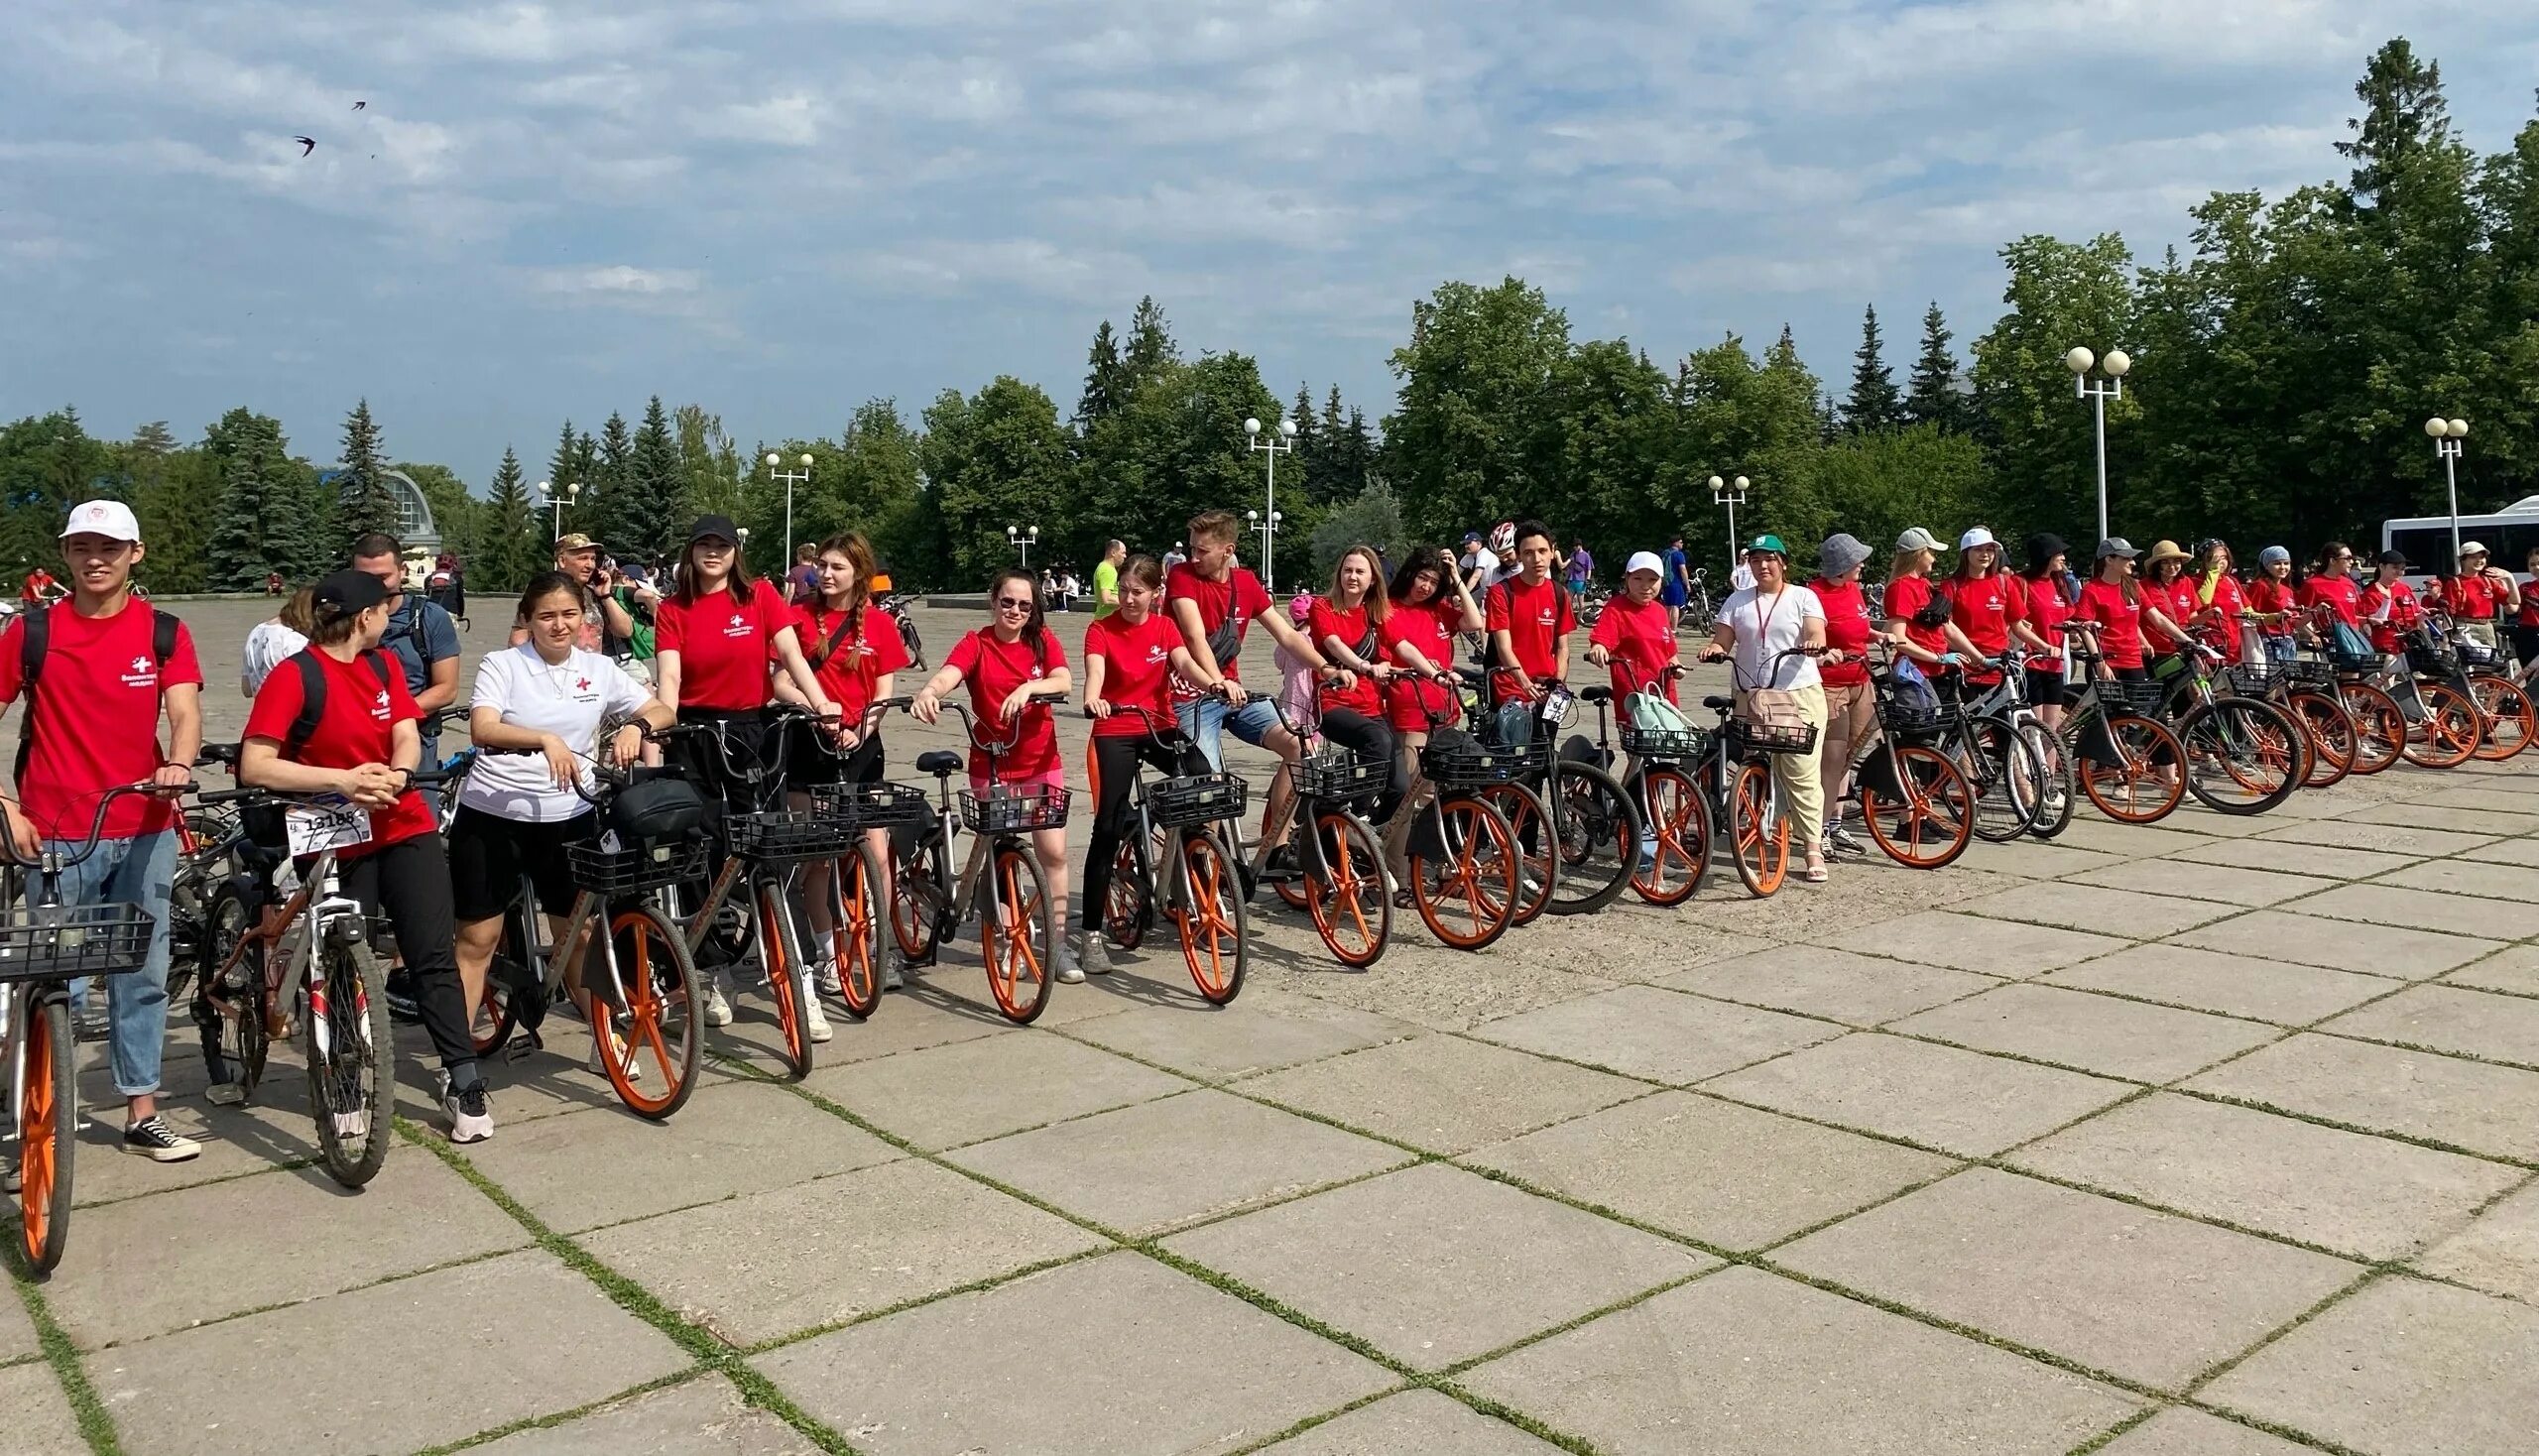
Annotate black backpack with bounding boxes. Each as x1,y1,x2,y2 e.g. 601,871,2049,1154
14,604,182,781
279,649,399,760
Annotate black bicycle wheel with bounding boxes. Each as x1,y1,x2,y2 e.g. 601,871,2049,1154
1964,720,2043,844
1105,829,1151,951
889,834,947,965
2019,720,2075,838
2177,698,2303,815
306,930,394,1188
1546,759,1637,914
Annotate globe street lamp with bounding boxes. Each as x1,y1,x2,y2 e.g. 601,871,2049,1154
1008,524,1039,568
1245,417,1297,593
2427,416,2471,562
2066,346,2131,545
535,478,581,542
766,452,813,560
1246,509,1283,575
1710,474,1750,573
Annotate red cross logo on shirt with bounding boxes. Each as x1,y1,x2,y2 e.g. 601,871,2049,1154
575,676,591,691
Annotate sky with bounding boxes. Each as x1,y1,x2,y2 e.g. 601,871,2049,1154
4,1,2538,486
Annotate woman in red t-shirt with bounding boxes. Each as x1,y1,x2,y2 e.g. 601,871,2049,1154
2245,546,2303,666
2358,550,2426,655
1306,546,1407,818
1944,528,2049,685
911,567,1078,978
240,569,489,1142
2300,543,2363,638
1803,535,1876,853
2072,542,2175,682
1078,554,1209,977
2138,542,2203,666
1378,546,1485,760
2018,535,2076,730
656,515,836,800
1878,533,1978,675
1586,551,1684,704
2187,540,2250,661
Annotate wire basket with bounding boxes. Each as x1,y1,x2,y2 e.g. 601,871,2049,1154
1729,718,1818,756
2458,638,2500,668
728,808,859,863
2109,678,2172,718
1876,695,1950,739
2327,646,2383,674
1618,723,1703,760
959,784,1070,835
1150,772,1247,828
1421,740,1538,789
811,781,932,829
0,905,153,983
2281,659,2336,688
568,839,707,896
2225,664,2286,696
2406,643,2461,677
1293,747,1388,800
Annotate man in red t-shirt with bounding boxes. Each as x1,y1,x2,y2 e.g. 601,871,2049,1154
1165,510,1334,846
0,500,204,1163
2445,541,2521,656
1487,520,1575,704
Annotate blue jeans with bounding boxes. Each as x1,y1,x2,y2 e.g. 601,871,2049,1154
1175,695,1282,773
54,829,177,1100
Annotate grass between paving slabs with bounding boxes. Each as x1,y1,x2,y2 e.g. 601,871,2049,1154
9,1274,122,1456
411,1366,709,1456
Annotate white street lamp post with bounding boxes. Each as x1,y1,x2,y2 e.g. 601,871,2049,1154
766,451,813,561
1246,509,1283,576
1245,417,1297,593
2426,416,2471,562
535,478,582,542
2066,346,2132,546
1709,474,1750,572
1007,524,1039,568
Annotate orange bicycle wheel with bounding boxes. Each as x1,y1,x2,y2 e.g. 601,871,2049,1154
2403,681,2481,769
1730,761,1788,897
2077,714,2186,823
2471,675,2534,762
1630,767,1710,906
2338,683,2404,775
1302,811,1390,968
981,843,1054,1025
754,881,813,1081
824,846,886,1020
1476,784,1553,925
1409,797,1518,951
2287,690,2354,788
1172,830,1248,1004
1860,744,1975,869
17,998,71,1273
597,906,701,1119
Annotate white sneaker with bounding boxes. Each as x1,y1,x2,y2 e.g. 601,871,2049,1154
882,953,905,992
1073,929,1114,977
804,988,833,1043
1054,938,1085,985
442,1078,494,1145
813,957,842,998
587,1022,642,1082
699,974,734,1028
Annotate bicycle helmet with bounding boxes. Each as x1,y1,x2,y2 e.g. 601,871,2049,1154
1489,521,1515,555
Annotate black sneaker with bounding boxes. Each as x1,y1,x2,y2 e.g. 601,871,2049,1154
122,1116,202,1163
384,967,422,1025
444,1079,494,1145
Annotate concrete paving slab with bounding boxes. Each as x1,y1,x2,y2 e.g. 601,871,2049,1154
467,1376,814,1455
1259,948,1622,1031
2321,984,2539,1067
391,1020,728,1130
793,983,1015,1064
0,1286,36,1363
2415,1178,2539,1307
1773,1167,2358,1390
2475,835,2539,867
1260,1390,1563,1454
2096,1408,2320,1456
2186,1031,2539,1161
1164,1162,1708,1371
2373,857,2539,905
2062,858,2336,908
67,1094,323,1208
46,1151,528,1350
458,1079,902,1234
2043,943,2401,1026
1472,984,1838,1085
2261,817,2497,857
1465,1090,1953,1251
579,1156,1103,1348
2011,1093,2520,1261
2449,945,2539,997
1238,1034,1646,1154
1059,989,1412,1081
2203,1275,2539,1456
1889,984,2277,1082
2165,836,2420,882
98,1249,689,1456
1656,944,1995,1026
2046,820,2220,860
0,1363,87,1456
947,1089,1405,1236
2167,910,2498,976
2280,882,2524,940
2154,805,2291,839
1496,910,1780,985
1460,1265,2136,1456
1800,909,2125,975
753,1253,1392,1456
1951,840,2127,879
809,1030,1192,1151
2370,800,2539,836
1703,1031,2133,1156
1954,884,2235,940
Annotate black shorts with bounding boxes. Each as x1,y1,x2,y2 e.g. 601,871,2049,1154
447,804,600,922
2024,667,2070,708
787,727,886,789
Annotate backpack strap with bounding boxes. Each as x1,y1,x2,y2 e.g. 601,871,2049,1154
284,651,327,761
14,605,182,783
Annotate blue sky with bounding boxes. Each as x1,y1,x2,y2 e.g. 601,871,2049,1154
4,1,2537,485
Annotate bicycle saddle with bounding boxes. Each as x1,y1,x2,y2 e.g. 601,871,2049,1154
914,751,963,777
1579,686,1613,704
1702,694,1734,712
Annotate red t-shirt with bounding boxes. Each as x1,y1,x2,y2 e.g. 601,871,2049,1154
1083,611,1180,740
2301,574,2361,631
242,649,433,855
2021,576,2072,667
1306,598,1383,716
1882,575,1948,660
1947,573,2027,680
1806,579,1873,689
2246,576,2298,623
0,602,202,839
1380,597,1462,730
795,602,911,727
2189,573,2246,655
942,629,1065,779
1486,575,1574,700
1588,595,1682,699
2446,572,2507,622
659,586,793,711
2141,574,2200,652
2075,579,2147,669
2358,579,2423,654
1165,563,1272,698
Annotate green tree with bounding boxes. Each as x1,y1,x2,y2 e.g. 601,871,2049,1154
590,411,633,549
622,396,682,561
1122,296,1178,395
1904,303,1968,432
919,378,1079,584
1970,233,2137,542
671,404,744,529
333,399,400,546
0,410,111,574
205,446,283,590
1843,304,1902,432
1306,482,1407,582
1074,320,1127,432
1383,277,1572,541
477,447,543,591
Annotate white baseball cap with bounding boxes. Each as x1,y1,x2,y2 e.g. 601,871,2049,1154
2460,541,2489,557
60,500,141,543
1625,550,1665,576
1958,526,1997,550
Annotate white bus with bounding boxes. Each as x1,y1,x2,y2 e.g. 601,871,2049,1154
2381,497,2539,588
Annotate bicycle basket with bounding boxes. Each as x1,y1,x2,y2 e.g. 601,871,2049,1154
0,905,153,983
1618,722,1703,760
2111,678,2171,717
810,781,931,830
958,784,1070,835
1876,694,1950,740
1293,746,1388,799
567,839,708,896
2406,642,2461,677
1729,717,1817,756
728,808,858,863
2224,663,2282,696
2326,644,2382,673
2460,638,2500,668
2282,659,2336,688
1150,771,1248,828
1420,738,1537,789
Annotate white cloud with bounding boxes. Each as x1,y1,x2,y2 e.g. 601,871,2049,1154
529,265,703,297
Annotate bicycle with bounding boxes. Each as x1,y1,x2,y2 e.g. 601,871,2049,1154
2058,632,2190,824
886,702,1068,1025
1474,672,1642,917
2,783,174,1272
2141,645,2306,815
2317,629,2409,776
1683,646,1826,897
1577,667,1714,905
1249,695,1395,968
2428,609,2532,763
2383,623,2483,770
1928,660,2054,844
791,698,924,1024
1835,648,1979,869
1088,704,1253,998
2224,640,2358,789
1380,677,1524,949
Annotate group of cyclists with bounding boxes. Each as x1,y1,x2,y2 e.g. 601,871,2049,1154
0,489,2527,1250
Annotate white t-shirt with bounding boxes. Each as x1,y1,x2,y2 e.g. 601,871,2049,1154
1459,546,1499,585
460,644,652,822
1718,584,1825,693
241,620,308,696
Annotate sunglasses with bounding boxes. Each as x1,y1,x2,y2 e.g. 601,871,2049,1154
994,596,1034,611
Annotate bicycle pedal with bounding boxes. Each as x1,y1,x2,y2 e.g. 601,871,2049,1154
502,1033,539,1063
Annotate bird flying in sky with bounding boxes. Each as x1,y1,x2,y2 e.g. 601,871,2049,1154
352,100,366,111
293,135,315,155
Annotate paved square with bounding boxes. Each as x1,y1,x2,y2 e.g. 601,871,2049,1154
1262,1390,1564,1453
2319,983,2539,1068
1887,983,2277,1081
2042,942,2401,1025
1238,1032,1646,1153
1704,1031,2133,1155
1473,984,1839,1084
2166,908,2499,975
1657,943,1996,1025
2184,1031,2539,1161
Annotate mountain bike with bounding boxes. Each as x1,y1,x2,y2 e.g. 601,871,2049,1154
2143,645,2306,815
886,702,1067,1024
1684,647,1826,897
1087,705,1252,998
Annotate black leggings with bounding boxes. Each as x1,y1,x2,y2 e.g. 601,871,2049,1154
340,834,476,1083
1081,735,1204,932
1317,707,1404,823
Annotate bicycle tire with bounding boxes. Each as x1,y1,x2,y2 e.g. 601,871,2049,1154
2014,720,2075,839
306,930,393,1188
595,904,701,1120
2402,681,2482,769
1965,720,2041,844
1303,810,1390,968
2177,698,2302,815
2338,682,2405,775
2470,675,2535,762
1546,759,1638,915
17,996,72,1274
1860,743,1975,869
2287,690,2355,788
888,835,947,964
473,907,530,1057
1629,766,1710,906
201,881,271,1099
1173,829,1248,1004
1476,783,1554,925
751,880,815,1082
982,842,1056,1024
822,846,888,1021
1730,761,1789,897
1409,796,1518,951
1105,833,1150,951
2074,713,2186,824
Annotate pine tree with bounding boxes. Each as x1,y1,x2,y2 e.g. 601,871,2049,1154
1074,321,1126,431
334,398,401,546
1122,296,1177,395
592,411,633,548
1844,305,1902,432
545,419,579,500
623,396,682,560
205,447,276,589
1904,302,1966,432
129,421,177,456
480,446,541,590
283,470,341,581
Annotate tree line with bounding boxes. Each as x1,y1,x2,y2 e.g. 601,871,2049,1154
0,39,2524,596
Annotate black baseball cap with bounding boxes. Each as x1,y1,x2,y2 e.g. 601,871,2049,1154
312,568,389,615
688,515,741,546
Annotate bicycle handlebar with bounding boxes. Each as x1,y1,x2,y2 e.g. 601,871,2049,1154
3,782,196,869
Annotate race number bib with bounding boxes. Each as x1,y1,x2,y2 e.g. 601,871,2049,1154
286,801,374,858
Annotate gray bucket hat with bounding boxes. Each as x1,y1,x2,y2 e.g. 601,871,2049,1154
1818,533,1873,576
